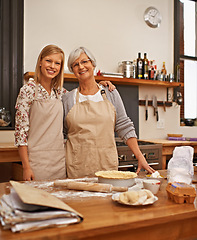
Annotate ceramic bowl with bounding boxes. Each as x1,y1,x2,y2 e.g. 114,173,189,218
143,179,160,195
97,176,136,188
146,175,164,184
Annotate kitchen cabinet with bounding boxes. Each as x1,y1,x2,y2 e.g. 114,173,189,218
24,72,184,87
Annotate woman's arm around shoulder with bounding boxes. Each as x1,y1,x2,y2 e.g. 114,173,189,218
62,88,76,138
104,87,137,141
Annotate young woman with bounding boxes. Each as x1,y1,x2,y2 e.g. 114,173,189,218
15,45,66,181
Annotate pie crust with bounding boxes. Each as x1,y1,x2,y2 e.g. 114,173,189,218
95,170,137,179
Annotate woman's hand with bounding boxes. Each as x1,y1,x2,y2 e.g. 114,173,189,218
18,146,35,181
136,156,155,174
23,167,35,181
126,137,155,174
99,81,116,91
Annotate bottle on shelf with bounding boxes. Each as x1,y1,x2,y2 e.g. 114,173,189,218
175,63,180,82
132,60,137,79
154,64,157,80
148,60,155,80
161,62,167,74
160,62,167,81
157,70,162,81
137,52,143,79
143,53,149,79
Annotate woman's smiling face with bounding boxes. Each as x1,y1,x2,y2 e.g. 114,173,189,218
40,53,62,80
72,53,94,81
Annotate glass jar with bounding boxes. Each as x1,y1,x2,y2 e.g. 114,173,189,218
122,61,133,78
0,107,11,127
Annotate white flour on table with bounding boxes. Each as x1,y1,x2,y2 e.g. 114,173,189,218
25,177,143,200
25,177,111,200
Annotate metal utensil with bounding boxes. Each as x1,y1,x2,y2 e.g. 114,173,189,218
155,96,159,121
152,96,156,116
153,96,159,121
163,101,166,112
145,95,148,120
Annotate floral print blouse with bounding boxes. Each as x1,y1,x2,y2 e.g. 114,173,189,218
15,80,67,146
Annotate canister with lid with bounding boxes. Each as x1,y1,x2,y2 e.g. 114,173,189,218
122,61,133,78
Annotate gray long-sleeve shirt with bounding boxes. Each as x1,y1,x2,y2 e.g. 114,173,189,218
62,86,137,142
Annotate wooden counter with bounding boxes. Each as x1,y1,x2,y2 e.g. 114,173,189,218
0,143,20,163
1,140,197,170
0,171,197,240
143,139,197,169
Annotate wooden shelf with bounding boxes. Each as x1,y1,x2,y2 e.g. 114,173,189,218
0,127,14,130
24,72,184,88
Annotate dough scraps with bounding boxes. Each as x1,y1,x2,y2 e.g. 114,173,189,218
119,189,155,205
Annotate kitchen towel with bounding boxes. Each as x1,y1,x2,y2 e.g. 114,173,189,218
0,181,83,232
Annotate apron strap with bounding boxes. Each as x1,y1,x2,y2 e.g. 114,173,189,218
76,88,80,103
53,89,59,99
100,89,107,100
98,84,107,100
76,84,106,102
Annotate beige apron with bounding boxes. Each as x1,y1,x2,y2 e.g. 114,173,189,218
66,87,118,179
28,85,66,180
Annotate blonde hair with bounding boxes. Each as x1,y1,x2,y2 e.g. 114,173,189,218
67,47,96,73
34,44,65,89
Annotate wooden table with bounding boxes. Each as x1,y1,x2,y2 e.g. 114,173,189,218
1,140,197,179
0,143,21,181
143,139,197,169
0,171,197,240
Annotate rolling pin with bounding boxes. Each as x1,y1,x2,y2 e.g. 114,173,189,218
54,181,128,193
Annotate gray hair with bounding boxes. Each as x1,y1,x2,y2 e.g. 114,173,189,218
67,47,97,73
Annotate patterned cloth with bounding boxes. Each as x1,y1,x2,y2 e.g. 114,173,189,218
15,80,67,146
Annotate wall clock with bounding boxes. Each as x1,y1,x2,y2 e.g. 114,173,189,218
144,7,162,28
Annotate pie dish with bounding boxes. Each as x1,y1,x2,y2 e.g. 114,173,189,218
95,170,137,187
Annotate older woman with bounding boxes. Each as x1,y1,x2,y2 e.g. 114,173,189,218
63,47,155,179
